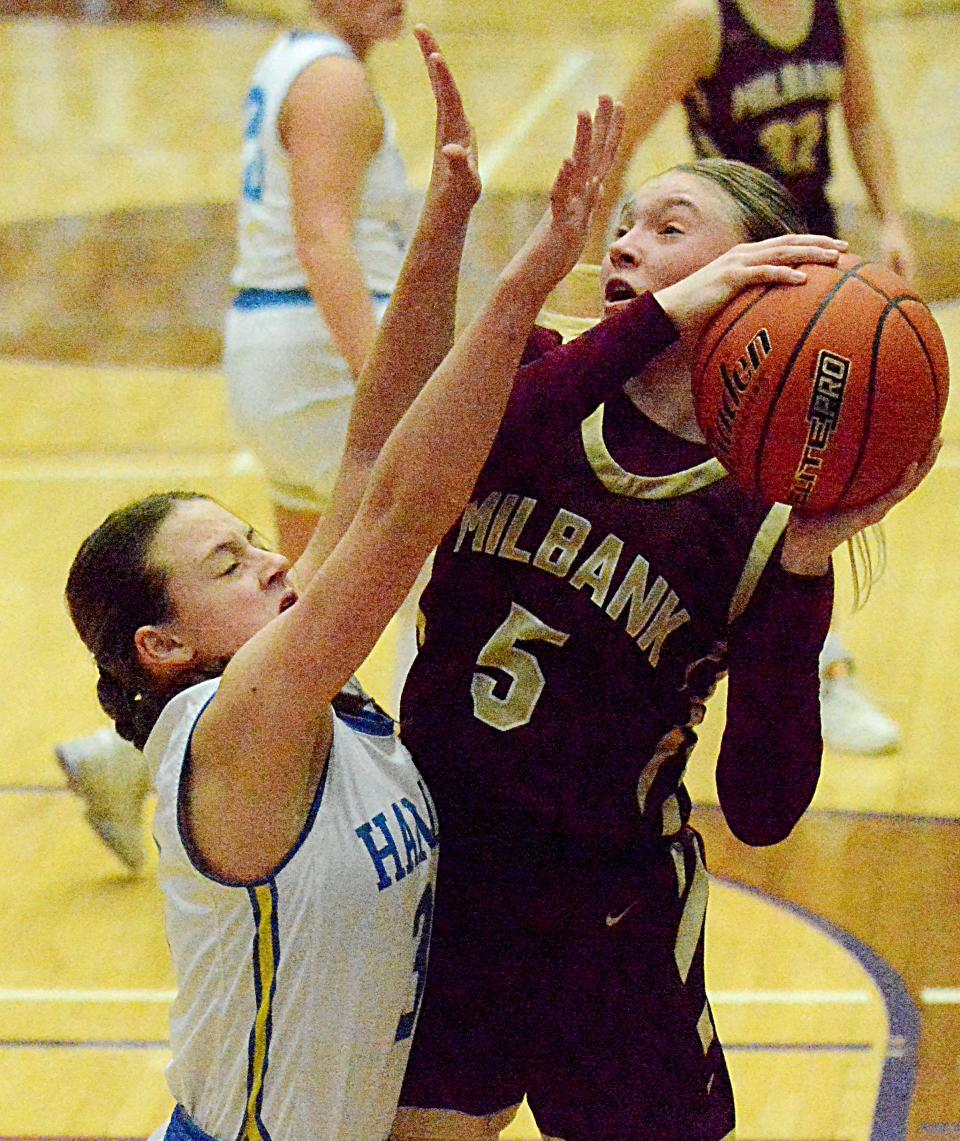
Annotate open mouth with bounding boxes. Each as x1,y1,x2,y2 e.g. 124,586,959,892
604,279,638,306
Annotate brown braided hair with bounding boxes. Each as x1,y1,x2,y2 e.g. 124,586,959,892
66,491,218,752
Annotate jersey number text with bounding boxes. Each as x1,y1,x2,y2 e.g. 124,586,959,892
471,603,570,731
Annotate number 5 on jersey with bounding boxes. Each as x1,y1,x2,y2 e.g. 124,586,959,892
471,603,570,732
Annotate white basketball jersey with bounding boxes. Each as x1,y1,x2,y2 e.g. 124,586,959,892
146,679,438,1141
232,30,415,294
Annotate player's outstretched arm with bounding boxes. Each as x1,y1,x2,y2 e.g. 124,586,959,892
195,96,624,865
361,94,625,542
295,26,481,588
582,0,719,262
839,0,915,281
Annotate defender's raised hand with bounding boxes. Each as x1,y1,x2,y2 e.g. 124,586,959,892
414,26,481,217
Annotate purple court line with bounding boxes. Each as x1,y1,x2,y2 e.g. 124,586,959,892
715,876,920,1141
5,783,958,829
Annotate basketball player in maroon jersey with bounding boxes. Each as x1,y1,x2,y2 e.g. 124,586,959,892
393,159,937,1140
582,0,914,755
584,0,912,273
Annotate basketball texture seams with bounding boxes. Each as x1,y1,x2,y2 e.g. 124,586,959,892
691,253,949,512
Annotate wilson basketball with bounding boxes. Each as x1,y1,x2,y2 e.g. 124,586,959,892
691,253,949,512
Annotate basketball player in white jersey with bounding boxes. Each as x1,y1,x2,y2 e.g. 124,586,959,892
56,0,419,867
224,0,418,560
64,34,630,1139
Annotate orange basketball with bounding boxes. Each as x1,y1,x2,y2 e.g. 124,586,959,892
691,253,949,512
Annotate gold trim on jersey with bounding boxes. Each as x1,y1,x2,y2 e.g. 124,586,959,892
536,309,598,343
581,404,728,500
675,841,709,985
242,883,279,1141
727,502,791,623
697,1001,716,1055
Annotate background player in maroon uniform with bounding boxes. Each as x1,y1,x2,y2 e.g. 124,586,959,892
393,159,937,1140
582,0,913,755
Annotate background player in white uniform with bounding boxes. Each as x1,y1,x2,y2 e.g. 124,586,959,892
56,0,418,867
224,0,417,559
62,32,628,1140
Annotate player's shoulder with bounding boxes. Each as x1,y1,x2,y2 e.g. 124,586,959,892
283,45,376,131
656,0,722,78
665,0,721,36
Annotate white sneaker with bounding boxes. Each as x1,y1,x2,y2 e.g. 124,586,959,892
55,728,151,871
820,672,901,755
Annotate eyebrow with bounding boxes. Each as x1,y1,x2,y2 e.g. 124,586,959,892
201,525,256,564
649,195,703,219
619,194,703,228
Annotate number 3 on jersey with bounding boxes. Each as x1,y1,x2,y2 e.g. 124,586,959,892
471,603,570,731
395,882,433,1042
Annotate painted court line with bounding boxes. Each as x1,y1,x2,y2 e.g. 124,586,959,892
711,989,871,1004
0,1036,873,1054
716,877,919,1141
725,1042,872,1053
0,986,872,1006
0,1038,167,1050
920,988,960,1004
478,50,593,184
0,450,259,482
0,987,176,1003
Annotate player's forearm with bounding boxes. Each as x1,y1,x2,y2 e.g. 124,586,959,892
846,118,903,224
718,557,832,845
300,234,379,378
364,269,561,544
351,200,472,456
501,292,678,443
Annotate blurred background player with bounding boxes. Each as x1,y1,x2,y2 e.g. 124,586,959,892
582,0,913,755
223,0,416,561
56,0,419,870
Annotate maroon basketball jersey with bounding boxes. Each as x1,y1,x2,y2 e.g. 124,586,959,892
400,297,832,927
683,0,845,234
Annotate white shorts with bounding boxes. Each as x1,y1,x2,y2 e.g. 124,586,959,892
223,288,390,513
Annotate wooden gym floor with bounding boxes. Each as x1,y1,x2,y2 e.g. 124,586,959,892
0,1,958,1137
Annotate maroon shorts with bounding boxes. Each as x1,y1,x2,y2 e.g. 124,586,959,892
399,829,735,1140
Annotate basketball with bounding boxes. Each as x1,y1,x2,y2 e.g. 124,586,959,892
691,253,950,512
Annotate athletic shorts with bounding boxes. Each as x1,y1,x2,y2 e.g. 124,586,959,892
152,1105,216,1141
399,827,735,1140
222,287,390,514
